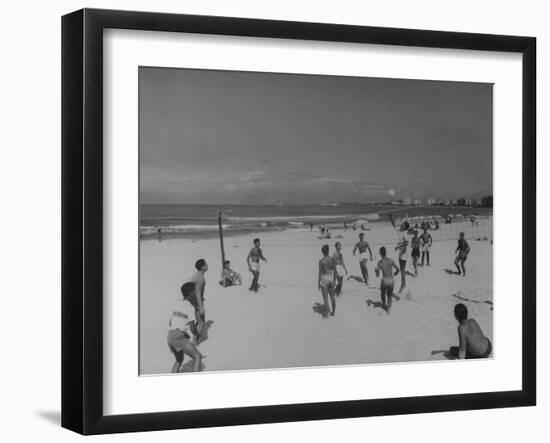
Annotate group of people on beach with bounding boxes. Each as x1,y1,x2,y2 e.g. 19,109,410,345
166,219,479,372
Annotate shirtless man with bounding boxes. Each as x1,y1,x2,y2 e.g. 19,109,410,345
167,282,203,372
375,246,400,314
247,238,267,292
352,233,373,285
450,303,492,359
454,232,470,276
411,230,421,276
318,244,336,318
189,259,208,342
395,235,409,292
420,227,433,266
333,241,348,296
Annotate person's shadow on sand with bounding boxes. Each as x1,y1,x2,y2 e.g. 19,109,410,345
366,293,400,310
431,349,457,360
179,357,207,372
444,268,460,275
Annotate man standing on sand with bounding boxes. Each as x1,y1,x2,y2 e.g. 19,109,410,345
353,232,373,285
247,238,267,292
189,259,208,342
333,241,348,296
375,246,400,314
411,230,421,276
395,235,409,292
454,232,470,276
449,303,492,359
420,227,433,266
318,244,336,318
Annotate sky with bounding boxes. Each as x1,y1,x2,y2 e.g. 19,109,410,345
139,67,492,205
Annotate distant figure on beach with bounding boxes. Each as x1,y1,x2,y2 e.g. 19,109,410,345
333,241,348,296
219,260,242,287
344,222,347,231
190,259,208,341
247,238,267,292
395,235,409,292
310,222,313,231
449,303,492,359
420,227,433,266
353,232,373,285
318,244,336,317
167,282,203,373
325,229,331,239
411,230,421,276
454,232,470,276
375,246,400,314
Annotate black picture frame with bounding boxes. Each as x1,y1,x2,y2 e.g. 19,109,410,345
61,8,536,435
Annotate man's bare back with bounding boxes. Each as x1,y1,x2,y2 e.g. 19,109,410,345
459,319,490,357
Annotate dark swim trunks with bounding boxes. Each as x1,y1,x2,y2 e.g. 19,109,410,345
449,339,492,359
466,339,492,359
412,247,420,258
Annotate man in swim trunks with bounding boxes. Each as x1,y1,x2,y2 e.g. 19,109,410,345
333,241,348,296
420,227,433,266
394,235,409,292
352,232,373,285
189,259,208,342
167,282,203,372
449,303,492,359
318,244,336,317
411,230,421,276
454,232,470,276
375,246,400,314
247,238,267,292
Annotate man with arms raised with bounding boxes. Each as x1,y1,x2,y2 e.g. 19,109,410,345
352,232,373,285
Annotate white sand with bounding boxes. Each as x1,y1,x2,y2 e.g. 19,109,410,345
139,219,493,374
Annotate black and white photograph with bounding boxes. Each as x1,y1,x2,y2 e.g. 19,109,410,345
139,67,494,375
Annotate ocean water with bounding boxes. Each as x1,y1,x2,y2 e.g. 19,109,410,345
139,204,492,240
140,204,384,239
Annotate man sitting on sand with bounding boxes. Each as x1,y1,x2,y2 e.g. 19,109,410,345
167,282,203,373
219,260,242,287
190,259,208,342
318,244,336,318
333,241,348,296
450,303,492,359
247,238,267,292
353,232,373,285
454,232,471,276
375,246,400,314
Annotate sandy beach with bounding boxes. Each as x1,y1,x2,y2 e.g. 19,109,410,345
139,218,493,375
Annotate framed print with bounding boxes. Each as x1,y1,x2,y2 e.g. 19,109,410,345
61,8,536,435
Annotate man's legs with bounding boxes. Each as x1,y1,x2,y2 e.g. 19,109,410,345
360,260,369,284
335,275,343,295
181,340,202,372
380,285,387,311
329,284,336,316
170,346,184,373
320,286,329,318
454,256,462,275
413,256,418,276
253,271,260,291
460,257,466,276
399,260,406,291
426,250,430,266
421,250,426,266
386,284,394,314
